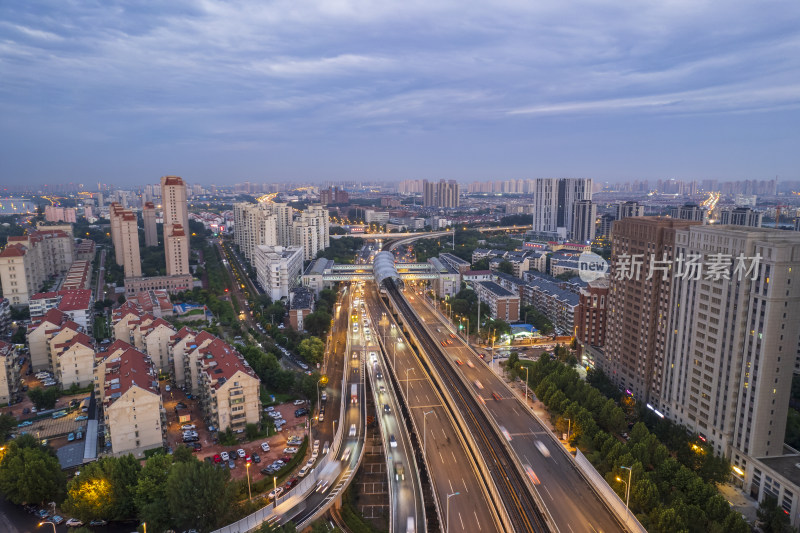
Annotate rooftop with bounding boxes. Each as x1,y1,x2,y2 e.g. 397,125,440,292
104,348,159,405
477,280,516,298
290,286,313,310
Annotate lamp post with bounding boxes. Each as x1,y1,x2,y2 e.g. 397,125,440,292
38,522,56,533
423,410,434,458
246,461,252,500
619,465,633,523
273,476,278,508
565,418,571,443
406,367,414,401
446,492,461,533
520,365,529,404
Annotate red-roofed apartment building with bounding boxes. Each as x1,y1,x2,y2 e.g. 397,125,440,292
48,322,95,387
196,337,261,432
0,228,75,306
132,315,176,373
27,309,69,371
29,289,94,333
100,347,165,457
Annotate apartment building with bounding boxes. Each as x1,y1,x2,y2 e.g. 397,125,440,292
439,253,471,275
234,201,330,262
616,201,645,220
531,178,592,240
670,203,708,223
572,200,597,243
110,206,142,278
253,245,303,301
29,289,93,333
293,206,330,260
142,202,158,247
233,202,278,261
575,278,609,348
427,257,460,298
496,271,579,334
288,287,313,331
169,328,216,392
0,228,75,306
123,274,193,297
718,207,763,228
160,176,189,230
0,341,21,404
164,223,190,276
660,226,800,464
113,301,143,344
474,281,520,322
195,337,261,432
0,298,10,337
422,179,460,208
94,340,135,403
101,347,164,457
52,330,95,388
602,217,700,404
27,309,69,371
136,317,175,373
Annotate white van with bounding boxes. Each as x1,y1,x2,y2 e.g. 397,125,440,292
407,517,415,533
298,465,311,478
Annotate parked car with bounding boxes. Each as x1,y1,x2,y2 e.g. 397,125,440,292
252,453,261,463
51,515,64,525
181,424,196,430
214,454,222,463
88,520,108,526
293,399,305,406
220,451,229,461
228,459,235,469
237,448,246,458
268,487,284,500
66,518,84,527
283,447,298,454
261,442,270,452
75,415,88,421
68,433,75,442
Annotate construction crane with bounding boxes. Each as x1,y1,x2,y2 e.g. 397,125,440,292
775,204,789,227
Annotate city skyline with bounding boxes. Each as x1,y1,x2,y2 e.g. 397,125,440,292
1,1,799,185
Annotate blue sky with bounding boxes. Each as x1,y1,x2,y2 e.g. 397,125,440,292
1,0,799,185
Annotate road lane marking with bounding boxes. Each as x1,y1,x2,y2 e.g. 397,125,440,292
440,451,445,463
463,477,469,492
543,486,553,500
449,479,454,493
459,512,464,530
451,451,457,462
473,510,481,530
567,524,575,533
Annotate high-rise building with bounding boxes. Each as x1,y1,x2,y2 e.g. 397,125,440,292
718,207,763,228
616,201,645,220
0,229,75,306
319,187,349,205
109,203,125,266
234,202,328,262
142,202,158,247
423,180,437,207
572,200,596,243
670,203,708,223
160,177,189,276
164,224,189,276
660,226,800,465
531,178,592,240
160,176,189,230
598,214,616,238
601,217,700,403
576,278,609,348
233,203,278,261
118,210,142,278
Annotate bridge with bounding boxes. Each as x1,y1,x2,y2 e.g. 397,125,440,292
330,225,532,240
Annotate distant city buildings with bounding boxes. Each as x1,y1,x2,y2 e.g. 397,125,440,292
142,202,158,247
423,179,460,208
319,186,349,205
670,203,708,223
44,205,77,223
718,207,763,228
572,199,596,243
530,178,592,240
234,201,329,262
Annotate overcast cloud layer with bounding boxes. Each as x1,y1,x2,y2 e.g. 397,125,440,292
1,0,799,185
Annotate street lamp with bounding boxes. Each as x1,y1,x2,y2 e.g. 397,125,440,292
273,476,278,508
619,465,633,522
446,492,461,533
520,365,529,404
38,522,56,533
406,367,414,401
423,410,434,458
246,461,252,500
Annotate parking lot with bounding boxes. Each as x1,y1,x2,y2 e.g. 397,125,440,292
160,383,317,483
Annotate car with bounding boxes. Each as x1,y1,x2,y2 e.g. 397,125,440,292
237,448,246,458
269,411,283,419
323,441,330,455
22,407,30,414
298,465,311,478
265,406,275,412
394,462,405,481
318,411,324,422
524,464,540,485
261,467,275,475
190,442,202,451
165,385,171,392
311,450,319,460
467,360,475,368
341,448,352,461
450,333,456,339
315,479,330,493
283,447,298,454
181,424,196,430
252,453,261,463
261,442,270,452
390,435,397,447
214,454,222,463
441,340,446,346
30,406,37,412
294,409,308,417
321,391,327,401
75,415,88,421
228,459,236,469
288,436,303,445
51,515,65,525
268,487,284,500
313,439,320,451
352,351,358,359
384,404,391,414
455,359,463,366
76,431,83,440
349,424,356,437
535,440,551,457
88,520,108,527
273,459,286,466
474,380,484,390
220,451,229,461
293,399,305,406
499,425,512,442
176,402,188,409
492,392,502,401
284,477,299,490
37,509,50,519
68,432,75,442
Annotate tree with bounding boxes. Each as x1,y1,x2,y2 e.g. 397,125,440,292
497,260,514,275
165,459,236,532
298,337,325,365
0,440,66,504
245,423,261,441
28,386,60,410
757,495,793,533
0,413,17,441
172,445,195,463
63,455,141,522
135,454,173,533
304,310,331,338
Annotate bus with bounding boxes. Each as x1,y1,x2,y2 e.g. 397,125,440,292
351,384,358,404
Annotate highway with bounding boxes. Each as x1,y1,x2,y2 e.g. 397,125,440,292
384,282,548,533
361,287,426,533
364,286,504,533
405,290,625,533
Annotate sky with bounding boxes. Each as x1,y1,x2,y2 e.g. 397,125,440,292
1,0,799,186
